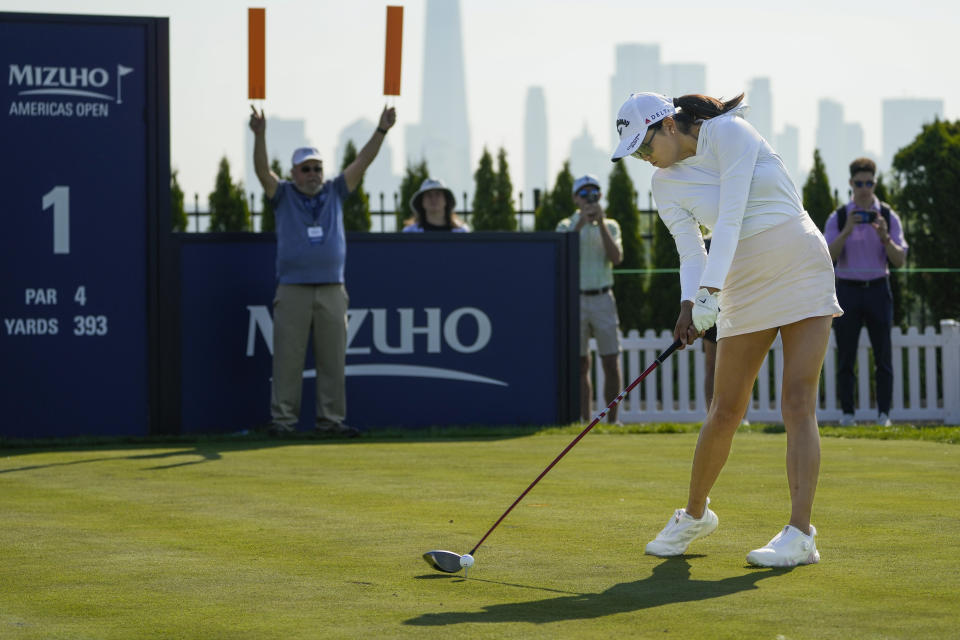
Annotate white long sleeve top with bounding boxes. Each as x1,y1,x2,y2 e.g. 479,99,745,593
651,107,805,302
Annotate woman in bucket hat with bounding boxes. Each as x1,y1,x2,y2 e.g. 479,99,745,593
403,178,470,232
612,92,841,567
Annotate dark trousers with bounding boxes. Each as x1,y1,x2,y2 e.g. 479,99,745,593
833,278,893,415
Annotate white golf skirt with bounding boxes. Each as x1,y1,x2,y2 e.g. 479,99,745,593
715,213,842,339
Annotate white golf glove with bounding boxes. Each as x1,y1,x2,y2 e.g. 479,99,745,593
692,287,719,333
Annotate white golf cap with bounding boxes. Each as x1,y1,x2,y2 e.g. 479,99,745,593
610,92,676,162
572,174,601,194
291,146,322,166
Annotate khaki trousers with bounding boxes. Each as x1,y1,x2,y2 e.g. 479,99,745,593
270,283,348,428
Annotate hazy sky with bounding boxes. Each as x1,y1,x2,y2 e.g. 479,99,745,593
6,0,958,202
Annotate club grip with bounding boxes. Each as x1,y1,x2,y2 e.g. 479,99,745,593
656,338,683,364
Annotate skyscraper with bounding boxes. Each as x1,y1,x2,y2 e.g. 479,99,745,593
663,63,706,98
609,44,662,149
609,44,663,208
882,98,943,173
405,0,472,199
841,122,867,198
747,77,773,143
775,124,802,190
569,124,609,190
815,99,847,197
523,86,548,203
244,116,310,204
336,118,400,207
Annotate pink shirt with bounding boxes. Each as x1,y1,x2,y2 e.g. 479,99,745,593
823,196,908,281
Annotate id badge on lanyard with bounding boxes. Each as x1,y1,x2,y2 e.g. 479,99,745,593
306,191,327,244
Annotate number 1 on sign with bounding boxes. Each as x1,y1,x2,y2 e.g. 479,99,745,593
42,186,70,254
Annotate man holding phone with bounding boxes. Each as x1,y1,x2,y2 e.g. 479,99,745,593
823,157,907,427
557,175,624,424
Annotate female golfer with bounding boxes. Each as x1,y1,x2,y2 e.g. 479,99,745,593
611,92,841,566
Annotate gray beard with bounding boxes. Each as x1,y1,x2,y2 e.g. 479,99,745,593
295,182,323,197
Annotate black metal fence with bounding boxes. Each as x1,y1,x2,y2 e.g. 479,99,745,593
185,189,660,236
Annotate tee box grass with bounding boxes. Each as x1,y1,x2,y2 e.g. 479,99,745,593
1,426,958,639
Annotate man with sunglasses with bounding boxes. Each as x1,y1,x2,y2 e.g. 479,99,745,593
556,175,624,424
249,104,396,437
823,157,907,427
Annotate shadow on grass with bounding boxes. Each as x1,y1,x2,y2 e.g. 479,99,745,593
2,422,954,472
0,424,555,472
415,573,585,595
405,557,789,626
0,447,228,473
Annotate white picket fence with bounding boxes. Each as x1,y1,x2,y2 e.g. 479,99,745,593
588,319,960,424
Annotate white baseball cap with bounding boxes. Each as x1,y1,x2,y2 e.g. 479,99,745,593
572,174,601,194
291,146,323,166
610,92,676,162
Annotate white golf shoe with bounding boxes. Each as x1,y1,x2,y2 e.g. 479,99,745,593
645,498,719,557
747,524,820,567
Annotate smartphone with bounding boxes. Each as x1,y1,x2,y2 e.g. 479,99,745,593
853,210,877,224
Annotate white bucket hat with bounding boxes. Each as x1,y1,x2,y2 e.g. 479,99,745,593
410,178,456,217
610,92,676,162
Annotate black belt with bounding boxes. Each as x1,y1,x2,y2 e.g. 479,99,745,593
581,286,612,296
837,277,888,289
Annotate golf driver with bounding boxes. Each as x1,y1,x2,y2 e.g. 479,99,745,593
423,337,684,574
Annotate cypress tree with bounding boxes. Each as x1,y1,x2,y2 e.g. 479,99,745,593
535,161,575,231
170,169,187,231
803,149,834,231
340,140,371,231
606,162,645,331
490,147,517,230
470,148,497,230
259,158,283,233
208,156,250,232
647,202,681,331
533,190,555,231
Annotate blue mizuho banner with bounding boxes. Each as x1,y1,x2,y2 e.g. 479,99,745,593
0,13,168,438
176,233,578,432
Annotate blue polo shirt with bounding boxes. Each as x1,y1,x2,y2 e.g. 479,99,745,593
272,176,349,284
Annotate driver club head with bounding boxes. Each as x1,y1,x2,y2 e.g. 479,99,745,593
422,550,463,573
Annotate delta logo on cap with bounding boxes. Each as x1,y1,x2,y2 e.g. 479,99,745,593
610,92,676,161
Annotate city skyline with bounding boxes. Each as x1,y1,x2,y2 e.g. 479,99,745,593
8,0,958,209
247,29,944,210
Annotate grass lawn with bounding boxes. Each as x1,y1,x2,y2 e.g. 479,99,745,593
1,427,958,639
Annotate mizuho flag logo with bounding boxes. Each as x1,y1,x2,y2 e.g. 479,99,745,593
9,64,135,101
7,64,135,118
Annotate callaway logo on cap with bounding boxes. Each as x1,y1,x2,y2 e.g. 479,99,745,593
610,92,676,162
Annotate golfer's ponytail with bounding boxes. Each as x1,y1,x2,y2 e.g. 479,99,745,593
672,93,745,133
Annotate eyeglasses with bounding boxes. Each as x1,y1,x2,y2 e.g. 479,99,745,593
576,187,600,198
853,180,875,188
299,165,323,174
632,127,659,159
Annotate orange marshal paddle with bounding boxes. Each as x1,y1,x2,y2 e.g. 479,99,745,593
248,8,266,100
383,6,403,96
